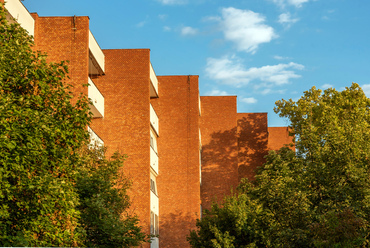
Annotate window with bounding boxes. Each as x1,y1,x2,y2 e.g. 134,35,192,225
199,147,202,185
150,178,157,195
200,204,203,219
155,214,159,235
150,211,155,234
150,129,157,152
150,211,159,235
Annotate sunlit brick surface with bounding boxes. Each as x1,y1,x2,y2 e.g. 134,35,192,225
153,76,201,248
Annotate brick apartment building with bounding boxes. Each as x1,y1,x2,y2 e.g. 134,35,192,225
3,1,294,247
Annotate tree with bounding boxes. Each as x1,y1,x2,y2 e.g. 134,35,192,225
0,5,149,247
0,5,89,246
273,83,370,246
77,147,150,247
188,83,370,247
188,193,268,248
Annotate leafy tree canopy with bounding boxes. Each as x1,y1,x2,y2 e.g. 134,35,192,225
0,5,90,246
77,147,150,247
189,83,370,247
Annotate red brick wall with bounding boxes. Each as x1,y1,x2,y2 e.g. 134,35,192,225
200,107,292,210
237,113,268,181
200,96,239,210
268,127,294,151
33,16,90,96
153,75,201,248
89,49,152,244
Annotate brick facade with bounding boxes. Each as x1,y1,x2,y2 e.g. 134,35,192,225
237,113,268,181
200,96,239,210
153,75,201,248
268,127,294,151
90,49,153,246
32,15,90,97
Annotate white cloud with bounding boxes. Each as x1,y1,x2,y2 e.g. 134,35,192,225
278,12,299,27
288,0,310,7
322,84,333,89
157,0,187,5
219,7,277,54
158,14,168,20
322,16,329,21
163,26,172,32
260,88,287,95
274,55,292,60
361,84,370,97
136,21,146,28
241,97,257,104
205,55,304,87
322,9,336,20
202,16,222,22
271,0,310,8
181,26,198,36
205,89,230,96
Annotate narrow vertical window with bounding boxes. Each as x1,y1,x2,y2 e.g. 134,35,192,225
155,214,159,235
150,178,157,195
150,211,155,234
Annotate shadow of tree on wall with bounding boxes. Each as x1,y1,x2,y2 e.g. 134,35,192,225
157,115,271,247
201,127,238,210
201,114,269,210
237,115,268,182
158,211,198,248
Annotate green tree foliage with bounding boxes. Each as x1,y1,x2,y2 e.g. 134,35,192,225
188,193,267,248
0,6,89,246
0,5,148,247
77,147,149,247
188,84,370,247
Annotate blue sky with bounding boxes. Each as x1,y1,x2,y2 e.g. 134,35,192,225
23,0,370,127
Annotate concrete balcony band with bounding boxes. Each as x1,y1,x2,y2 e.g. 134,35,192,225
150,63,159,98
150,190,159,215
199,129,202,148
88,126,104,147
5,0,35,36
150,146,159,175
151,237,159,248
88,77,104,118
198,94,201,116
150,190,159,248
150,104,159,135
150,129,158,153
89,30,105,75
